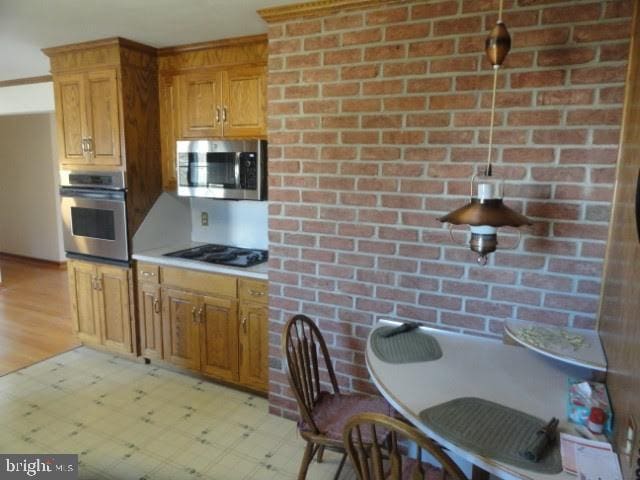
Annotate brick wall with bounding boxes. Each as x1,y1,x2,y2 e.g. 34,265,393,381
265,0,633,418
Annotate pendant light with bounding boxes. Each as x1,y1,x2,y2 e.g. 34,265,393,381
438,0,531,265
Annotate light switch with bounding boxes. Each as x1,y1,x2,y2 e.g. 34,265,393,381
201,212,209,226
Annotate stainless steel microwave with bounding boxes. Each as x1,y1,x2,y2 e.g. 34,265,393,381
176,140,267,200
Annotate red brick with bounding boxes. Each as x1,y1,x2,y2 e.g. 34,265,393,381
386,22,430,41
517,307,570,327
324,48,362,65
359,209,398,224
302,68,339,83
366,6,409,25
365,44,407,61
399,274,439,291
384,61,428,77
532,130,587,145
531,166,585,182
409,39,455,57
480,92,533,108
362,80,404,96
604,1,633,18
541,3,602,24
340,163,378,176
339,224,375,238
502,147,556,163
304,34,340,51
343,98,382,112
381,195,423,210
591,167,616,183
431,57,477,73
453,112,502,127
573,21,631,42
412,1,458,19
599,87,626,104
545,294,598,314
356,298,394,314
442,280,488,298
430,94,476,110
434,16,482,35
442,312,486,331
538,47,596,66
537,90,594,106
322,82,360,97
397,305,437,322
466,300,513,318
357,178,397,192
303,161,338,174
360,147,402,161
555,185,613,202
343,28,383,46
286,20,321,36
302,132,337,144
341,65,380,80
407,78,452,93
270,39,301,55
511,70,565,88
456,74,505,91
567,108,622,125
429,164,474,178
581,242,607,258
362,114,403,129
559,148,618,165
379,226,419,241
571,65,628,85
303,99,338,114
322,115,359,129
320,146,357,160
324,14,364,31
284,85,318,99
406,113,451,127
492,287,541,306
429,130,474,144
317,177,354,191
384,96,426,111
516,27,570,46
508,110,561,126
337,253,375,268
341,131,380,144
600,42,630,61
286,52,321,69
358,240,396,255
378,257,419,273
418,293,461,310
382,131,426,144
405,147,448,161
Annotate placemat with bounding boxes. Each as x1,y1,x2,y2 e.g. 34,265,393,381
419,397,562,474
370,327,442,364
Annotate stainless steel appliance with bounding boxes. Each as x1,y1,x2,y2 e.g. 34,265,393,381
176,139,267,200
164,244,268,268
59,170,129,263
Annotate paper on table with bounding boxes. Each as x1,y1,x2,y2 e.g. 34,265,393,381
559,433,612,475
576,445,623,480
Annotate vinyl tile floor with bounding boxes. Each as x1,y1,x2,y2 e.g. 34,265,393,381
0,347,355,480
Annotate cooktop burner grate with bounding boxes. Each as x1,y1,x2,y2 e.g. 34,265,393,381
163,244,268,268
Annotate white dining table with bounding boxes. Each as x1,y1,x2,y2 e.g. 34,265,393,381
366,319,597,480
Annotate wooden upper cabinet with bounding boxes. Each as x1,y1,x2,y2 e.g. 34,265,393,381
224,65,267,138
178,72,224,138
85,69,121,165
54,73,87,164
52,68,121,167
199,294,239,382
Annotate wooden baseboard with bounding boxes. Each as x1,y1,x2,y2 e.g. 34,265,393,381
0,252,67,270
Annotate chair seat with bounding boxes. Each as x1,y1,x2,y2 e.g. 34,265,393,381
301,391,393,442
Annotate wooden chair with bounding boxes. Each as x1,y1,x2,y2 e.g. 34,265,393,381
282,314,393,480
343,412,468,480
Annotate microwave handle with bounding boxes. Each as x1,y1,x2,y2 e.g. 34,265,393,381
235,153,241,189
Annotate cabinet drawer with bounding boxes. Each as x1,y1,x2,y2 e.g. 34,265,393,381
161,267,237,297
239,279,268,304
137,263,159,283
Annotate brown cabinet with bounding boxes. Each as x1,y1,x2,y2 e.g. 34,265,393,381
158,35,268,191
177,65,266,140
53,68,121,167
68,259,134,355
133,262,268,392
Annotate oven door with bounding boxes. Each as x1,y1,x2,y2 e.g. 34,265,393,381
60,188,128,262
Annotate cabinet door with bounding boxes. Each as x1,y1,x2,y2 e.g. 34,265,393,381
53,73,88,165
162,288,200,370
199,295,238,382
67,260,100,345
138,282,162,359
178,72,223,138
85,69,121,166
223,65,267,138
239,303,268,392
95,265,132,354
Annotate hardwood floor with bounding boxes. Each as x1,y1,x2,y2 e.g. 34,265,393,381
0,255,79,375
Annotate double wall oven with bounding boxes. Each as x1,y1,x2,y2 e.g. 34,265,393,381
59,170,129,264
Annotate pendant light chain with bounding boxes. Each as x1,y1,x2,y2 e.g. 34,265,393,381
485,0,505,177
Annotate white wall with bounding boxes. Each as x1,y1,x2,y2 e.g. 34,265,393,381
0,83,54,115
190,198,268,250
0,112,65,262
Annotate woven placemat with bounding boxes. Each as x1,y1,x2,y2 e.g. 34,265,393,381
370,327,442,364
419,397,562,474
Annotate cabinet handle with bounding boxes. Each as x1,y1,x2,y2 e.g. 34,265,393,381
91,276,97,290
153,298,160,314
248,289,265,297
191,306,197,323
94,277,102,291
86,136,93,153
215,106,221,123
81,139,87,153
241,316,247,333
198,307,204,323
222,106,227,122
142,271,155,278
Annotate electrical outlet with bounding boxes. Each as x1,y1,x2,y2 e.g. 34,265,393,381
201,212,209,227
623,415,637,468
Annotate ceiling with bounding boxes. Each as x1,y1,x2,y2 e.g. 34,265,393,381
0,0,295,82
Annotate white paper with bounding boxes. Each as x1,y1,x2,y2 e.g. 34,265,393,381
559,433,612,475
575,445,623,480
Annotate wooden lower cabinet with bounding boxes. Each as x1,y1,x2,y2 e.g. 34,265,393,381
68,259,134,354
134,263,268,393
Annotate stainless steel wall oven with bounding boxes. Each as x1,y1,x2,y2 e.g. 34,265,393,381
59,170,129,263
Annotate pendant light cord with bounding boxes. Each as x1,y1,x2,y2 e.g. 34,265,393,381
485,0,505,177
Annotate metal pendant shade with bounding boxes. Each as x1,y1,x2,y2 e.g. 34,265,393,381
485,22,511,67
439,199,531,228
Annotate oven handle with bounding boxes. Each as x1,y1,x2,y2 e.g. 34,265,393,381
60,188,125,202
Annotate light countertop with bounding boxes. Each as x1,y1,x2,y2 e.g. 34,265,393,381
132,243,269,280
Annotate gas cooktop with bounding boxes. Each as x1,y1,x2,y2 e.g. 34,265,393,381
163,244,268,268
